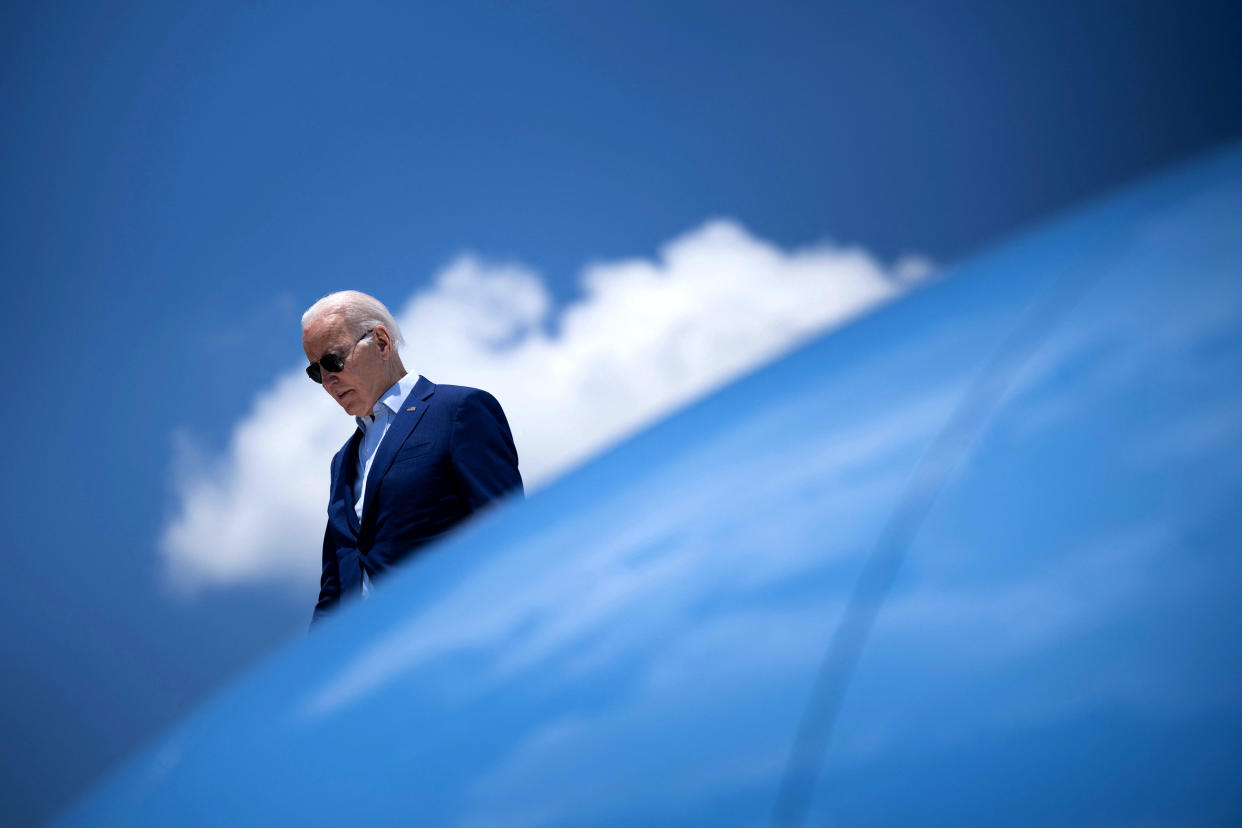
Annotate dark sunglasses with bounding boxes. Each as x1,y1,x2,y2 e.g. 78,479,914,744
306,328,374,383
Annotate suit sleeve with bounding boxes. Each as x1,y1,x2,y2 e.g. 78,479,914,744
310,457,344,629
310,524,342,628
450,390,524,510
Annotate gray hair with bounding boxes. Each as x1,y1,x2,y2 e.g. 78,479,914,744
301,290,405,347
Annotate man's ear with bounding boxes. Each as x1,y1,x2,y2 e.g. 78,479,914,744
373,324,392,358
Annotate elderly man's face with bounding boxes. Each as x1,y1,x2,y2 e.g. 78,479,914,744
302,315,391,417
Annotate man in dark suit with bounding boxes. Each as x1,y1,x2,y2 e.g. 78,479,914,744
302,291,523,625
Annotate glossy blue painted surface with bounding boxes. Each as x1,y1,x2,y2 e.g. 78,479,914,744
62,145,1242,826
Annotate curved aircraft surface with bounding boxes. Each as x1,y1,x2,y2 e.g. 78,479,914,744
63,144,1242,826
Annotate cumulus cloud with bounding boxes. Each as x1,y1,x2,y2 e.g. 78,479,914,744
161,219,931,592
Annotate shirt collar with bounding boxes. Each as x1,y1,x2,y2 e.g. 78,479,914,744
356,372,412,432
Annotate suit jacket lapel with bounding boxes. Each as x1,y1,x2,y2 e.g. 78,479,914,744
359,376,436,524
337,428,364,535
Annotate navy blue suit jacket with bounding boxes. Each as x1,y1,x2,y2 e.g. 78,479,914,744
312,375,522,625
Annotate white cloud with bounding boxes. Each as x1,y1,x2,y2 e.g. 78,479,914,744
160,219,931,592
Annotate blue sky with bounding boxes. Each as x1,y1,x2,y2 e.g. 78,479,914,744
2,0,1241,822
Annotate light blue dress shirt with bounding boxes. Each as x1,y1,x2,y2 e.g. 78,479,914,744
353,372,413,596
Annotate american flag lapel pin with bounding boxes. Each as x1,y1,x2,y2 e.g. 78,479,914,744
407,406,417,412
